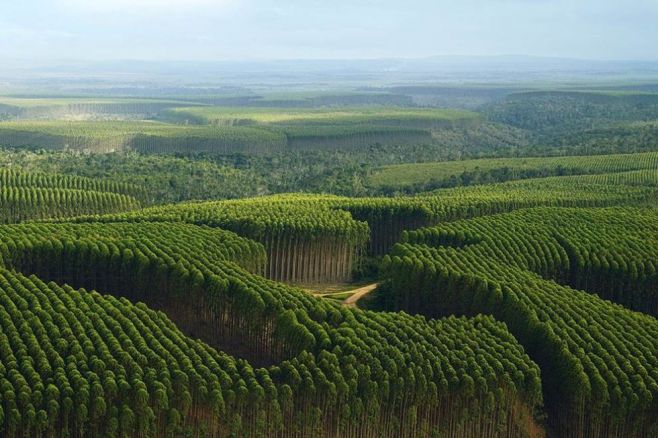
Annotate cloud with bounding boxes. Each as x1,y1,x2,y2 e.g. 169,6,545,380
0,24,74,40
56,0,233,13
3,0,657,62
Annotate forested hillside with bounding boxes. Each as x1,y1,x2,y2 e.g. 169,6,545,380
483,91,658,156
1,83,658,437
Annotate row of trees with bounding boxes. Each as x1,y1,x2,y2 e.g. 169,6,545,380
377,206,658,437
71,195,371,284
0,122,288,155
162,105,476,128
0,105,483,156
2,100,187,121
550,209,658,314
0,124,432,156
0,187,140,224
285,125,433,151
0,168,143,223
0,168,144,200
130,128,288,156
372,150,658,194
0,220,544,436
66,173,658,285
335,172,658,255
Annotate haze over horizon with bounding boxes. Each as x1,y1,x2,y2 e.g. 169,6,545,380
2,0,658,64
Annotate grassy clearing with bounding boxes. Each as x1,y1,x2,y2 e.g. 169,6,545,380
322,291,356,302
302,280,373,295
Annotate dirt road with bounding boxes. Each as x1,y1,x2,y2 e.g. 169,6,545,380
342,283,378,307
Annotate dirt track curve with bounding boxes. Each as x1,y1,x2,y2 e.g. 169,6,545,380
342,283,378,307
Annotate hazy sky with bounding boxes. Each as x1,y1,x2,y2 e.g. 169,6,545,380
1,0,657,62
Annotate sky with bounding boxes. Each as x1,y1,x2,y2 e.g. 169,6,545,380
1,0,658,63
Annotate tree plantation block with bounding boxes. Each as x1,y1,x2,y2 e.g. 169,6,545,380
1,85,658,438
66,170,658,285
0,169,142,223
0,221,543,437
377,207,658,437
